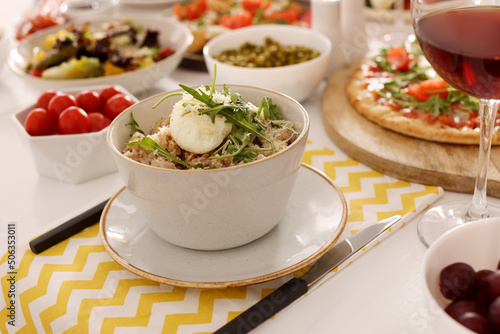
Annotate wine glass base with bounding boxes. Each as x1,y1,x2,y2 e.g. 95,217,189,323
418,201,500,248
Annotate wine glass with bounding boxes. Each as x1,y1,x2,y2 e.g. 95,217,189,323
411,0,500,247
369,0,413,48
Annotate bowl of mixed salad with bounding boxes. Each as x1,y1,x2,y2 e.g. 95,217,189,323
8,15,193,94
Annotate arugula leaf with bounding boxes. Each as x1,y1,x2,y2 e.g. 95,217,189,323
386,66,429,88
233,149,259,163
257,97,280,120
217,108,275,151
127,137,194,169
202,104,237,123
372,49,397,73
210,129,262,163
271,120,299,134
212,132,251,159
230,92,246,106
179,84,217,107
125,111,145,135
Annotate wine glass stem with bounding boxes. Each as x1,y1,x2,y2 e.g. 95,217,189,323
465,99,499,221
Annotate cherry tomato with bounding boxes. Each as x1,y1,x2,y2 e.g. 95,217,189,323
173,0,207,21
16,13,65,41
88,112,111,132
99,86,123,105
387,47,410,71
48,93,78,120
29,68,44,77
420,78,449,99
24,108,57,136
407,83,428,102
186,0,206,20
242,0,270,15
264,9,300,24
220,12,253,29
173,3,186,19
104,94,134,120
76,90,101,113
58,106,90,134
157,47,174,60
408,78,449,102
35,90,60,110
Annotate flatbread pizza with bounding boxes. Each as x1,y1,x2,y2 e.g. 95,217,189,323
345,44,500,145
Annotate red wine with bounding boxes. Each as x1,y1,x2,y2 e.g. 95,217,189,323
415,6,500,99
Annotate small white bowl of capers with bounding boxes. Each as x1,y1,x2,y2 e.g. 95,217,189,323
203,24,332,103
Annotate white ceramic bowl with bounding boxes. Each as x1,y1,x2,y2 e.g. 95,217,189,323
8,15,193,95
203,24,332,102
12,85,139,184
422,217,500,333
107,85,310,250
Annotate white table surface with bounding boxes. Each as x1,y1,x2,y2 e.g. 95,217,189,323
1,2,498,333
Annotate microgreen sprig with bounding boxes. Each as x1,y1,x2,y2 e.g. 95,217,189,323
125,111,145,135
127,137,194,169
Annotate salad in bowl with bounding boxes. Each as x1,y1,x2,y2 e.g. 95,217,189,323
9,15,193,92
26,19,174,79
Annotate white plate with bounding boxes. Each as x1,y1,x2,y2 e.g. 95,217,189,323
100,163,347,288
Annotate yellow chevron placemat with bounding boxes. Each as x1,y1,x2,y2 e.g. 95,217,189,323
0,140,443,334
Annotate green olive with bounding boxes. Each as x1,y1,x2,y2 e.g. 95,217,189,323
213,37,320,68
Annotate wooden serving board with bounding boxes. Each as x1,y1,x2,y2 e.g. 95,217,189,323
321,60,500,198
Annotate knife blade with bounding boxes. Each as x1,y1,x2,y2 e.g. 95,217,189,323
213,214,402,334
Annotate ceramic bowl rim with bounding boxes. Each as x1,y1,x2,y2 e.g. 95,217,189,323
203,24,332,73
107,84,310,174
422,216,500,331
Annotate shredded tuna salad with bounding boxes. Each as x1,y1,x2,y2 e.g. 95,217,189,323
123,83,298,170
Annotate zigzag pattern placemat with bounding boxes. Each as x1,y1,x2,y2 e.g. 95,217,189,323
0,140,443,333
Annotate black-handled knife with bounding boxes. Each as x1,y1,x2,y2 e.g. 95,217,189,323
214,215,402,334
29,198,109,254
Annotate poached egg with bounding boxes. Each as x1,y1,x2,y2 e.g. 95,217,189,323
169,89,233,154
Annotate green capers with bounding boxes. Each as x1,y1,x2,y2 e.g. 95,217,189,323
213,37,320,68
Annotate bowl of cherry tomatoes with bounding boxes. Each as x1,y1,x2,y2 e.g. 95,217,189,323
12,84,138,184
422,217,500,334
